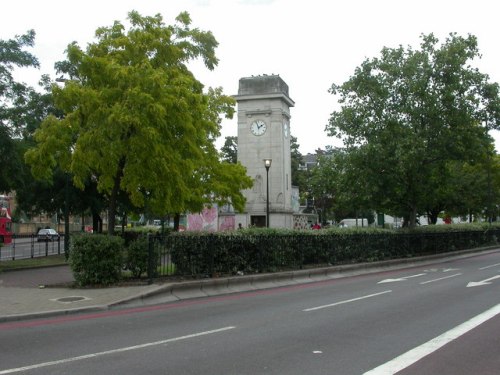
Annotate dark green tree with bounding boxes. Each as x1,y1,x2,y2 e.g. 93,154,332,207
220,136,237,163
327,33,500,227
0,30,39,192
290,135,305,187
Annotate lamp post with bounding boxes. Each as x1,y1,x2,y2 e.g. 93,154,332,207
64,173,70,257
264,159,272,228
55,77,71,256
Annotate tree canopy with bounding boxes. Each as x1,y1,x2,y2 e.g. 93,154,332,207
326,33,500,227
25,11,252,234
220,136,237,164
0,30,39,192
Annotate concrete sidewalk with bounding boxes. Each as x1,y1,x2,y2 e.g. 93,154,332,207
1,247,498,323
0,265,165,322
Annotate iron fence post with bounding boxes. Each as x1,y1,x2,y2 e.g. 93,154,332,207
147,233,154,284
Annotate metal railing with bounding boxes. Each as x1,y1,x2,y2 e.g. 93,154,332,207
0,234,64,261
146,229,500,281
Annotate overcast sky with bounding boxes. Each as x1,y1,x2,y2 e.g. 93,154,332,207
2,0,499,154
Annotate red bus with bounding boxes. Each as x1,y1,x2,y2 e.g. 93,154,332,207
0,195,13,244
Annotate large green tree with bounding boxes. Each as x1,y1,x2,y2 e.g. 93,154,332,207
220,136,237,163
26,11,251,234
327,33,500,227
0,30,40,192
443,151,500,223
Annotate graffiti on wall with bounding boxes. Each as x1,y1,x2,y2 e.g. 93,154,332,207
218,215,235,231
187,207,218,231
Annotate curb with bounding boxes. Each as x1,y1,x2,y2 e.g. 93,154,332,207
1,246,498,323
114,245,499,308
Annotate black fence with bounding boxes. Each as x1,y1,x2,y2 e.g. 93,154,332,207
0,234,64,261
146,229,500,280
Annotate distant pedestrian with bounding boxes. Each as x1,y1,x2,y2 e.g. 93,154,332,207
238,223,243,230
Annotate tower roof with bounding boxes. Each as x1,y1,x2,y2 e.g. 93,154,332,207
235,74,294,107
238,74,289,96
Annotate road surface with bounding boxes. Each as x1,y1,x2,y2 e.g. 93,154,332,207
0,250,498,374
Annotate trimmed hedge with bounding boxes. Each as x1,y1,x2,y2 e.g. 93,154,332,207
68,223,500,283
164,224,500,277
69,234,124,286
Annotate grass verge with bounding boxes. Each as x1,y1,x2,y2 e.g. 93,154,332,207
0,254,67,272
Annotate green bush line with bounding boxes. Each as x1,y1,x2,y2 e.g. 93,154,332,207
163,224,500,277
67,224,500,285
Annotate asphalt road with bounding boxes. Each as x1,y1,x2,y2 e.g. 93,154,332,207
0,237,64,260
0,250,498,374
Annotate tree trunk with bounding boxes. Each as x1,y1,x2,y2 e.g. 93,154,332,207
173,213,180,231
409,206,418,228
108,160,125,235
92,212,101,233
427,209,440,225
108,185,118,235
121,213,127,234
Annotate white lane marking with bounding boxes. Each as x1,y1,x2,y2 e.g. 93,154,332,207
479,262,500,270
467,275,500,288
378,273,426,284
442,268,460,272
0,326,236,374
419,273,462,285
363,303,500,375
303,290,392,312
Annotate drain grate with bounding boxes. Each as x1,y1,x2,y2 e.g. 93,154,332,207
54,296,89,303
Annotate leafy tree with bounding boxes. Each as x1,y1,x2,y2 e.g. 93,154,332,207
290,135,304,187
0,30,40,192
444,151,500,223
309,148,372,223
327,33,500,227
25,11,252,234
220,136,237,163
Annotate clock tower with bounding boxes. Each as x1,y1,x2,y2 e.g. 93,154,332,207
234,75,294,228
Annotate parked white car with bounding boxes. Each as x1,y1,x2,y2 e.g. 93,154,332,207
37,228,60,242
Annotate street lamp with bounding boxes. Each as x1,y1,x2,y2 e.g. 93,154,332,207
55,77,71,256
264,159,272,228
64,173,70,257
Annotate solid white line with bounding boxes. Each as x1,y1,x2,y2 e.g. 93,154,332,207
419,273,462,285
303,290,392,312
479,262,500,270
363,303,500,375
0,326,236,374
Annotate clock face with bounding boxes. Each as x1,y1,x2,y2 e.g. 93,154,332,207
283,121,289,138
250,120,267,136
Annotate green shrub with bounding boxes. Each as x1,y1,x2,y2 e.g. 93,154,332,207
69,234,124,286
125,235,150,278
161,225,500,278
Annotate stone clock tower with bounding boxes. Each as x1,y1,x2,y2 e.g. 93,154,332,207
234,75,294,228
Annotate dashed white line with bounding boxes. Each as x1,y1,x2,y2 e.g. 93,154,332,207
479,262,500,270
419,273,462,285
303,290,392,312
0,326,236,374
363,303,500,375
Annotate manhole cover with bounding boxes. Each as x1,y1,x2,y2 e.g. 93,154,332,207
54,296,88,303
